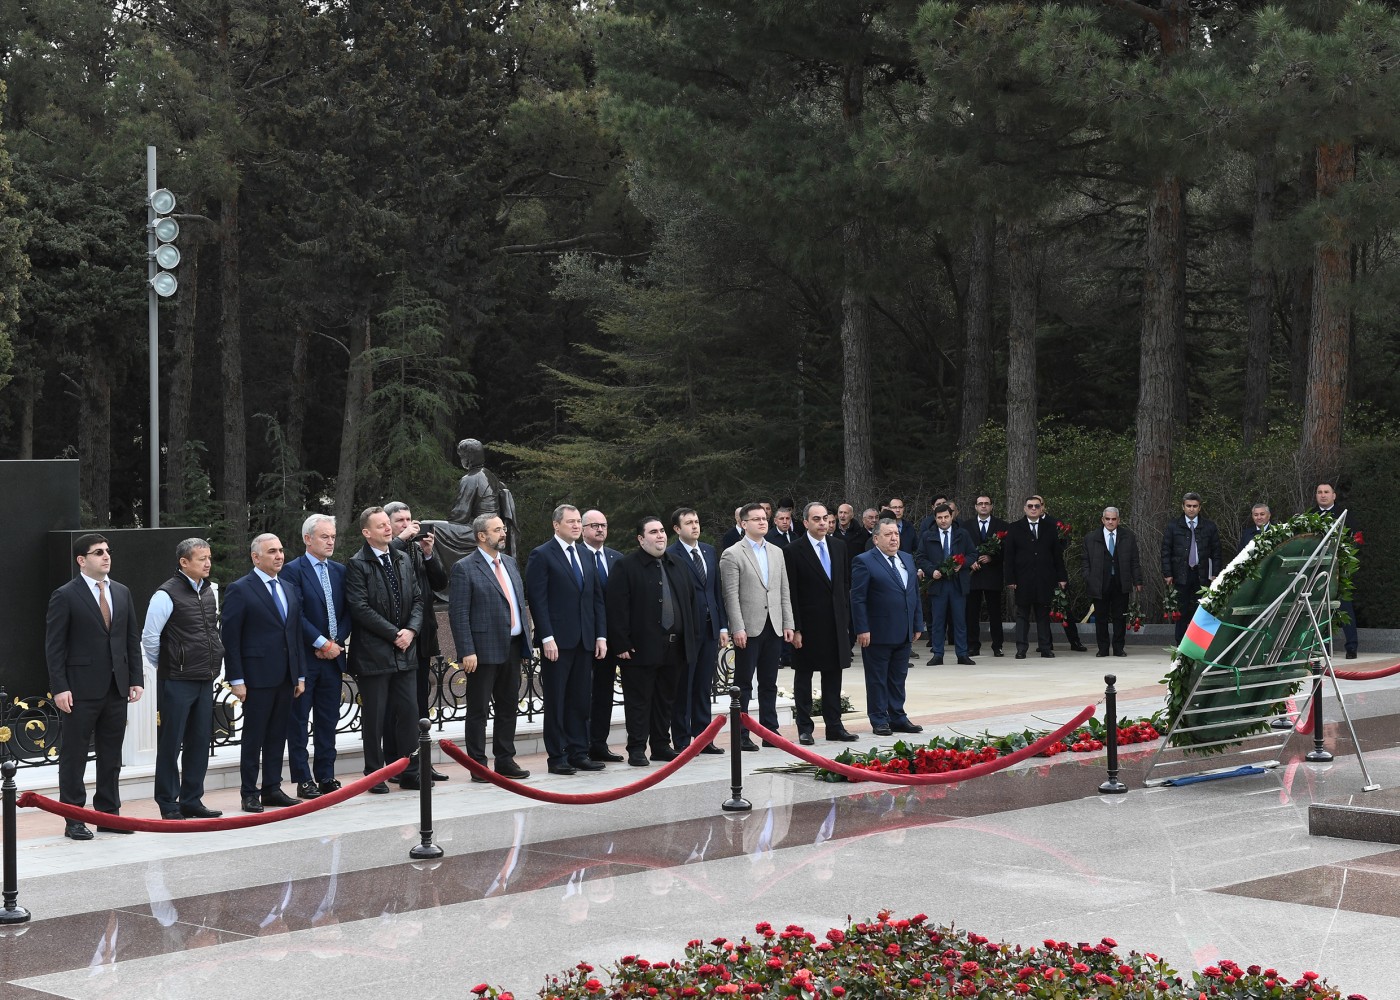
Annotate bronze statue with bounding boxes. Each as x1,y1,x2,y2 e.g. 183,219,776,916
421,439,516,598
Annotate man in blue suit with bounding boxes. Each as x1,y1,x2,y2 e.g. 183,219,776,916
222,533,305,814
581,509,626,762
916,504,978,666
448,513,531,780
281,514,350,800
667,506,728,752
525,503,609,775
850,518,925,737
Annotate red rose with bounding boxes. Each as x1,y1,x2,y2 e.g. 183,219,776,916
1072,962,1090,974
826,928,845,944
470,987,490,997
1353,531,1364,544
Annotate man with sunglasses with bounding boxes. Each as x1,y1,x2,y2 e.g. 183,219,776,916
45,534,144,840
1002,496,1068,659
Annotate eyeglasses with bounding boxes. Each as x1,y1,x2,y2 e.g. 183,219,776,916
85,548,111,557
583,523,607,530
1025,503,1042,509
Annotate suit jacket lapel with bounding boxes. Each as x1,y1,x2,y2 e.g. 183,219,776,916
740,541,768,589
75,578,108,632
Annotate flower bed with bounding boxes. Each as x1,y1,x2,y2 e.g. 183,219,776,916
474,912,1364,999
778,715,1162,782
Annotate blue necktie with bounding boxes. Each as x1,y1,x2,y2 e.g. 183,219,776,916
817,539,830,579
317,561,337,638
594,549,607,582
568,544,584,589
267,578,286,621
942,530,951,559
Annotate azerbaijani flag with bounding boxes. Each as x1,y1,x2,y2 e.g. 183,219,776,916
1177,606,1222,661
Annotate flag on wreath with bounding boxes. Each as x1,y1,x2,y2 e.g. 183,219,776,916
1177,605,1222,661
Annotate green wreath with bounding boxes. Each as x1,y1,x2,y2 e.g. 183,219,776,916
1161,512,1360,754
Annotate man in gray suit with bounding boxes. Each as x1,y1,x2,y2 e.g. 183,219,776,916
1082,507,1143,658
719,502,794,750
448,514,531,780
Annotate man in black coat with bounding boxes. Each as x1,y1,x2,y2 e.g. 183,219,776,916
962,495,1009,657
581,508,626,762
667,507,728,752
1082,507,1143,657
785,502,858,745
1312,482,1359,658
832,503,870,563
346,506,425,791
1160,492,1221,642
606,516,701,766
1002,495,1068,659
1240,502,1272,549
45,533,144,840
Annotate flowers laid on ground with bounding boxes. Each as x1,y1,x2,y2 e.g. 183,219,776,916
501,912,1363,999
1126,592,1144,632
771,714,1163,782
811,692,856,715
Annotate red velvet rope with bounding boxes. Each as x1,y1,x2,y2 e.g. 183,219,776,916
439,715,727,804
740,706,1097,785
17,758,412,832
1293,660,1400,735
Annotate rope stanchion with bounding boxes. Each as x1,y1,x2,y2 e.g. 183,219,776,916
1291,659,1400,737
17,758,412,833
439,714,727,805
411,718,444,860
1,761,30,925
1098,674,1127,795
1305,660,1334,762
740,705,1098,785
722,684,751,813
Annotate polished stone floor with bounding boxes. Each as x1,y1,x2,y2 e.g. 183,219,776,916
5,653,1400,1000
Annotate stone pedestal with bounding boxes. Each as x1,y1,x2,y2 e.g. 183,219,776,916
1310,787,1400,844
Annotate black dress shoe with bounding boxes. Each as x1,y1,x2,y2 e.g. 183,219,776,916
471,774,490,783
957,656,976,666
993,648,1004,657
739,738,760,752
430,768,449,781
296,780,322,800
367,782,390,794
1096,651,1110,657
398,775,421,790
1113,650,1127,657
798,733,816,746
496,764,530,780
548,763,578,776
931,656,944,666
700,744,726,755
261,788,298,808
1015,652,1027,659
65,821,94,840
318,779,343,795
571,759,606,771
589,748,624,763
161,811,185,820
1040,650,1056,658
95,815,134,834
871,727,894,737
651,748,678,762
969,647,982,657
1070,642,1088,652
180,804,223,819
826,730,860,742
1346,650,1358,660
891,722,924,734
241,796,265,813
628,755,649,767
762,739,780,748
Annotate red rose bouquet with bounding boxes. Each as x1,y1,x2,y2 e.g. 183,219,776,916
977,530,1007,559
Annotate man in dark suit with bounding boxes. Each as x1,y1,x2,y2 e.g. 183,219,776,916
916,504,978,665
525,503,609,775
667,507,728,752
886,498,918,554
448,514,531,780
383,501,449,780
1003,495,1069,659
222,533,305,813
346,506,425,792
281,514,350,800
45,533,145,840
580,508,625,762
963,495,1008,657
1082,507,1143,658
606,516,701,765
1160,492,1221,642
850,518,925,737
785,502,857,744
142,537,223,821
833,502,870,562
717,506,744,554
1240,503,1272,548
767,505,797,548
1312,482,1359,658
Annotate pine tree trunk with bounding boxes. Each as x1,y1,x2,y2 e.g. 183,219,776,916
956,214,994,505
285,325,310,474
1297,140,1355,489
335,310,372,538
165,234,201,519
838,64,875,503
1242,146,1276,447
1004,221,1037,520
1288,156,1315,407
219,185,248,540
1130,176,1185,596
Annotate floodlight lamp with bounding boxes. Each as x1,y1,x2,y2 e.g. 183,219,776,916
151,271,178,297
149,188,177,215
153,217,179,242
154,244,181,269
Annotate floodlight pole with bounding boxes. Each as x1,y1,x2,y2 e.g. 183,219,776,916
146,145,161,528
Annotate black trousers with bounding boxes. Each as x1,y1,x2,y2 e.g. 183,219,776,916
154,676,214,813
359,669,417,774
464,637,523,766
541,645,593,767
589,655,619,753
1014,600,1053,654
671,631,718,747
1174,567,1202,642
966,589,1003,652
288,658,342,785
1096,587,1130,653
734,623,782,732
240,681,292,797
58,675,127,814
619,642,682,756
793,663,844,736
383,659,433,763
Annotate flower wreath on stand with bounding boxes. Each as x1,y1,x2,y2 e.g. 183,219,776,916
1162,512,1360,752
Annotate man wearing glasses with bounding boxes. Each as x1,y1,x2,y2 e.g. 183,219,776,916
580,509,625,762
1002,496,1068,659
45,534,144,840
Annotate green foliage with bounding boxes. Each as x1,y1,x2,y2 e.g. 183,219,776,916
0,82,25,390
